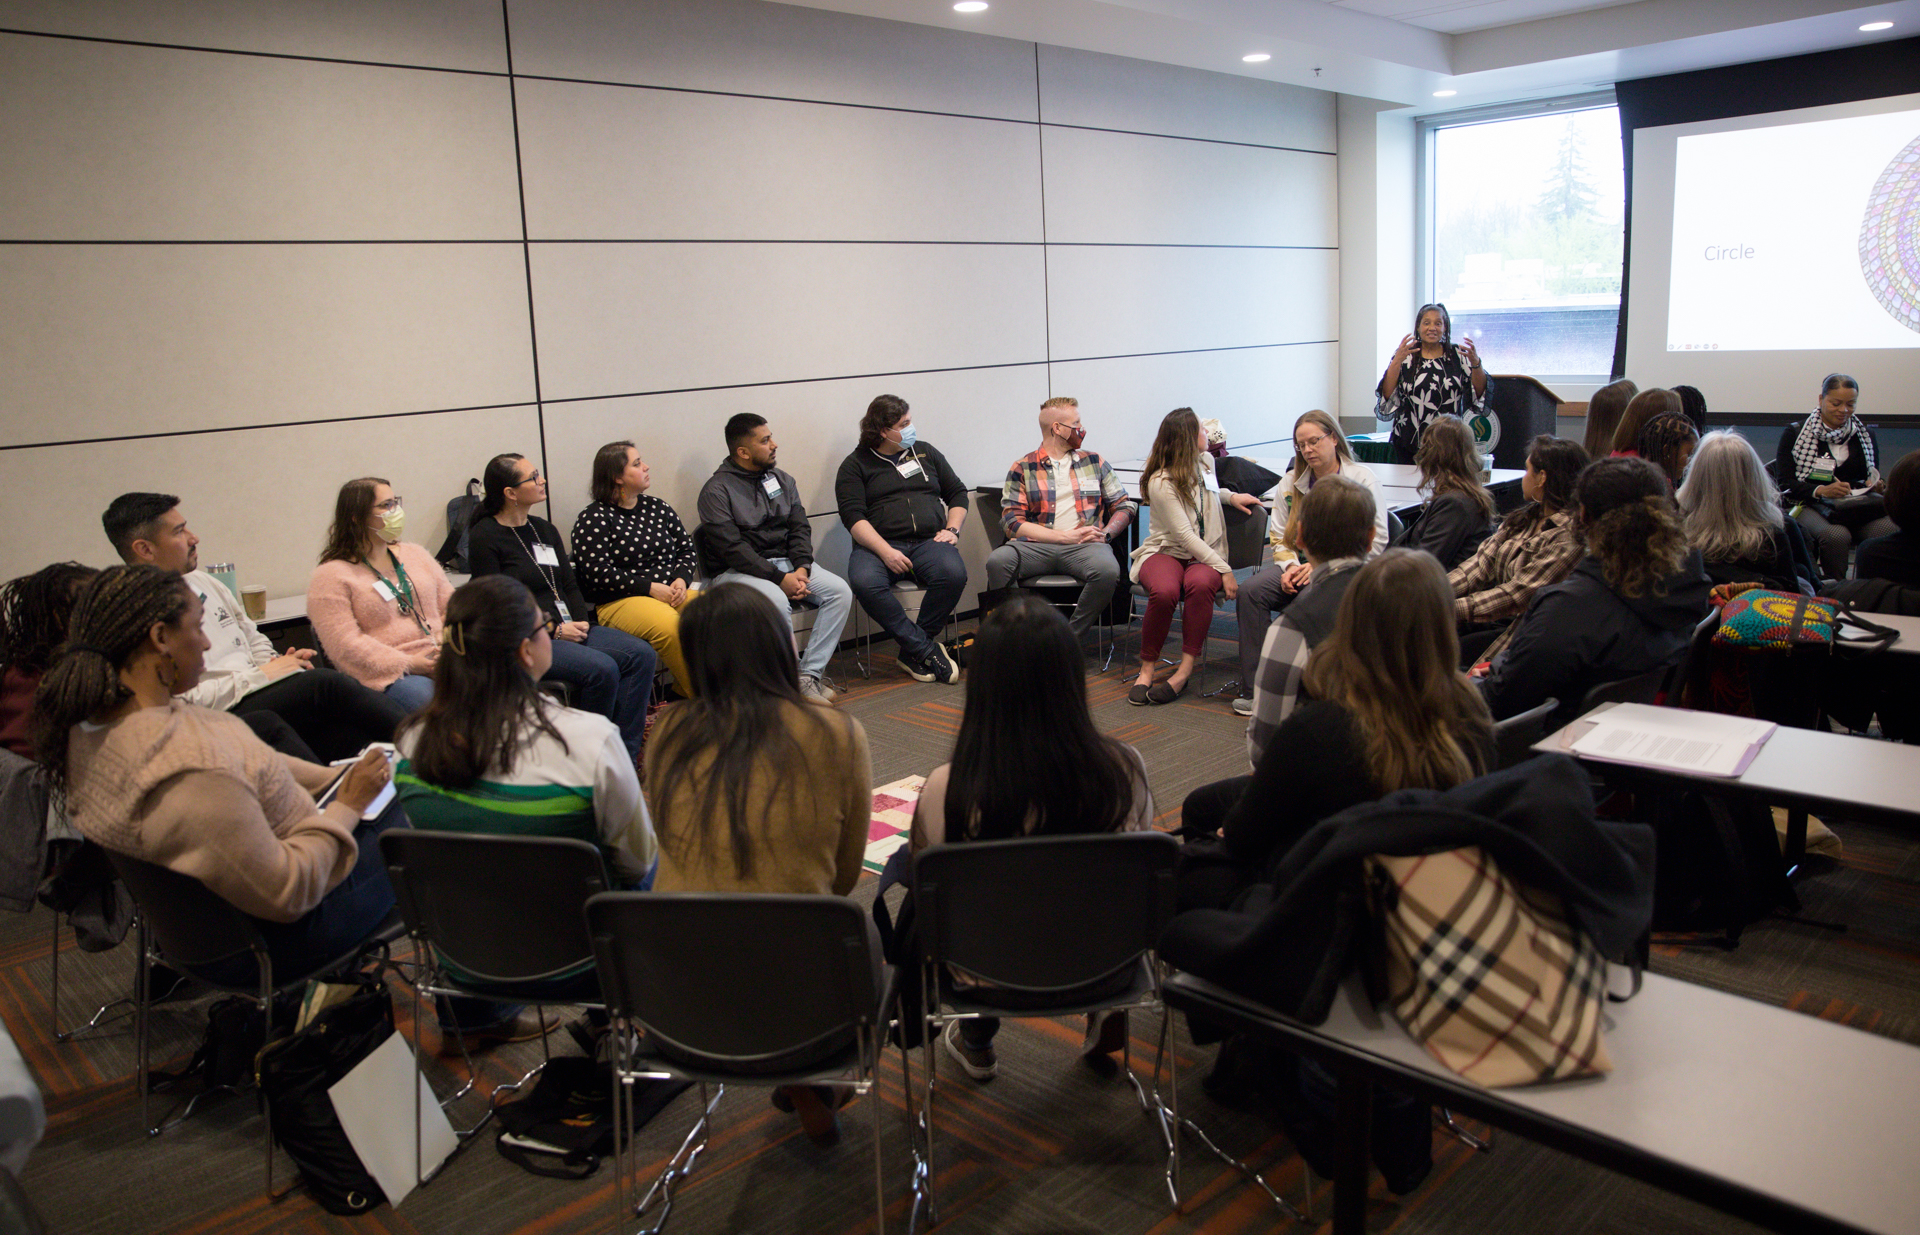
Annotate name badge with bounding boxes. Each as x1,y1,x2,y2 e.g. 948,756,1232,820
371,578,396,603
531,543,559,568
1810,456,1836,485
761,473,784,500
1201,468,1220,493
553,599,572,623
895,456,924,481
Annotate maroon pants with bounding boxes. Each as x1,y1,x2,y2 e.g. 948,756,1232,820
1137,553,1222,661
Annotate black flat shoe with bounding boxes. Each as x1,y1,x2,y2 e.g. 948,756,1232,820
1127,684,1151,706
1146,679,1185,704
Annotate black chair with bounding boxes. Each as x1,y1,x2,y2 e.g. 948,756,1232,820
1577,664,1672,715
1491,697,1559,770
106,851,402,1198
379,831,615,1184
975,489,1114,666
584,892,893,1235
906,831,1181,1226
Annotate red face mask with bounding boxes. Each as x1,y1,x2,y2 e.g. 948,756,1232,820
1064,425,1087,451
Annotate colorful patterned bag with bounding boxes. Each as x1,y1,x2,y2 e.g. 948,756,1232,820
1710,583,1896,655
1367,847,1612,1088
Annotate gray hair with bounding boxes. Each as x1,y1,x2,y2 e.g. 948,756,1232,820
1675,431,1782,562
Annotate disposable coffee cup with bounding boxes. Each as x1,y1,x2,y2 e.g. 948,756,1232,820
241,585,268,620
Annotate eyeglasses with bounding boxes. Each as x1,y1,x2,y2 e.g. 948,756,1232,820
535,615,561,638
373,496,403,512
514,470,543,487
1296,434,1329,451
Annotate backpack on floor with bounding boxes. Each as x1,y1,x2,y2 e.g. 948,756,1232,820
494,1055,688,1180
255,975,394,1215
1644,788,1789,945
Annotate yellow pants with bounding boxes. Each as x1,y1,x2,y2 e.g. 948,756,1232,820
597,593,694,695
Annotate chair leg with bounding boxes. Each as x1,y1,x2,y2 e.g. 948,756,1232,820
49,912,135,1043
918,967,940,1228
1435,1107,1493,1152
864,1023,885,1235
897,1032,930,1235
633,1081,723,1235
134,919,153,1139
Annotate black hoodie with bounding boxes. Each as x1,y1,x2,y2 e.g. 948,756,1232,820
1482,550,1711,728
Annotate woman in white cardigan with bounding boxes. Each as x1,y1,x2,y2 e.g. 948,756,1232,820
1128,408,1263,704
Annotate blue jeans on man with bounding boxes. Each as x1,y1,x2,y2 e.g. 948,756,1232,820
714,556,853,680
846,538,967,666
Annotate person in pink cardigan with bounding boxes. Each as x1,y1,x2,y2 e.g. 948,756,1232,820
308,477,453,711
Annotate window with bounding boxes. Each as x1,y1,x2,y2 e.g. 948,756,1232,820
1421,93,1624,381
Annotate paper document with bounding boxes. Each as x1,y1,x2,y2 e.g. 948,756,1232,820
328,1033,456,1207
1570,704,1775,778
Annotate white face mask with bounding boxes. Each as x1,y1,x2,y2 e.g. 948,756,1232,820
376,507,405,543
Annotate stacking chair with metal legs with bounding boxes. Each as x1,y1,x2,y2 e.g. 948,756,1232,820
378,830,615,1185
903,831,1182,1228
105,851,403,1199
585,892,894,1235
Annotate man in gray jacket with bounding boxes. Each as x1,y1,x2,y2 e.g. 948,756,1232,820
695,414,853,702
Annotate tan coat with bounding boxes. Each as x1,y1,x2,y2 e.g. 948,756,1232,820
1129,457,1230,580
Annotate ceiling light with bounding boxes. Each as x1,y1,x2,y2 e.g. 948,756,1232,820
953,1,988,12
1432,89,1457,97
1860,20,1893,30
1242,53,1271,63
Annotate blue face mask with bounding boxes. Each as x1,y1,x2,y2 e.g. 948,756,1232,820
894,423,917,451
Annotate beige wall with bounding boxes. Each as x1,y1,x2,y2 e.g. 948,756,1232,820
0,0,1338,603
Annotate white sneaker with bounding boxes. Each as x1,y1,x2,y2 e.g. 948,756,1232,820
799,673,838,704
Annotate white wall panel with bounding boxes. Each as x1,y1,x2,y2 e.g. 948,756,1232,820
516,79,1042,242
530,242,1048,402
538,364,1051,545
1047,344,1339,467
1042,126,1337,248
1038,44,1336,152
0,38,522,241
510,0,1038,121
0,244,536,444
0,404,542,598
0,1,507,72
1046,247,1338,361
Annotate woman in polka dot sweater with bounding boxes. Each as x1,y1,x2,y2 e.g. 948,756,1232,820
570,441,700,693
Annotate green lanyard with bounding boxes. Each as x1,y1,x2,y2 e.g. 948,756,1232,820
366,549,429,635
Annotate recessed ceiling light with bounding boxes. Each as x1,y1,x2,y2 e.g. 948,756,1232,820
1860,20,1893,30
1242,53,1271,63
953,1,988,12
1433,89,1457,97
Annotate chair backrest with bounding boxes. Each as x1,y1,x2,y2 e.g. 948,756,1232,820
910,832,1178,992
1225,504,1266,570
1673,610,1722,711
1386,509,1407,547
974,489,1009,550
1491,697,1559,770
1578,665,1670,715
104,851,264,974
381,831,611,985
585,892,881,1072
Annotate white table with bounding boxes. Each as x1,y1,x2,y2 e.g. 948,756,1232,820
1862,609,1920,655
1535,701,1920,862
1167,970,1920,1235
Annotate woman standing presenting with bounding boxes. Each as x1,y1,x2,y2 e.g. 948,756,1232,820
1377,303,1489,464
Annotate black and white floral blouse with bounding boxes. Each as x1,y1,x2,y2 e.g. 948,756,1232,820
569,497,699,605
1377,344,1489,460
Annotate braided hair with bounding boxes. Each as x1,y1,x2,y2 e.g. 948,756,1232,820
0,563,99,677
29,565,191,793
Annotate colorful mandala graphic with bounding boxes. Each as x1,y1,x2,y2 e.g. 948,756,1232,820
1860,133,1920,335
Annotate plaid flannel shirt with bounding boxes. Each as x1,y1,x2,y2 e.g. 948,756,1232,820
1000,448,1135,539
1243,557,1362,769
1447,507,1581,630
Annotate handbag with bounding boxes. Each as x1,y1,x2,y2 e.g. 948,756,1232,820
1367,847,1611,1088
1712,583,1898,654
254,975,394,1215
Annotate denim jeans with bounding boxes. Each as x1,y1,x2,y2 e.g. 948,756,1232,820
713,558,853,679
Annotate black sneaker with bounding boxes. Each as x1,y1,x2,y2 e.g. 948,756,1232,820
926,642,960,684
942,1021,997,1080
896,653,937,683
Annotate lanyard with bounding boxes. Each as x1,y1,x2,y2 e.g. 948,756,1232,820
515,524,566,609
366,549,429,635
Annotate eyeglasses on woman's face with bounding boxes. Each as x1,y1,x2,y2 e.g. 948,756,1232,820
373,495,403,513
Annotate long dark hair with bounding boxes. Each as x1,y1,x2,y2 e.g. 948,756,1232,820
395,575,567,789
1,563,100,677
944,595,1134,840
1303,549,1491,794
472,453,527,527
319,477,387,565
1582,379,1637,460
1577,456,1690,600
1415,415,1496,523
1140,407,1205,516
646,583,836,881
1501,436,1588,536
29,565,191,793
